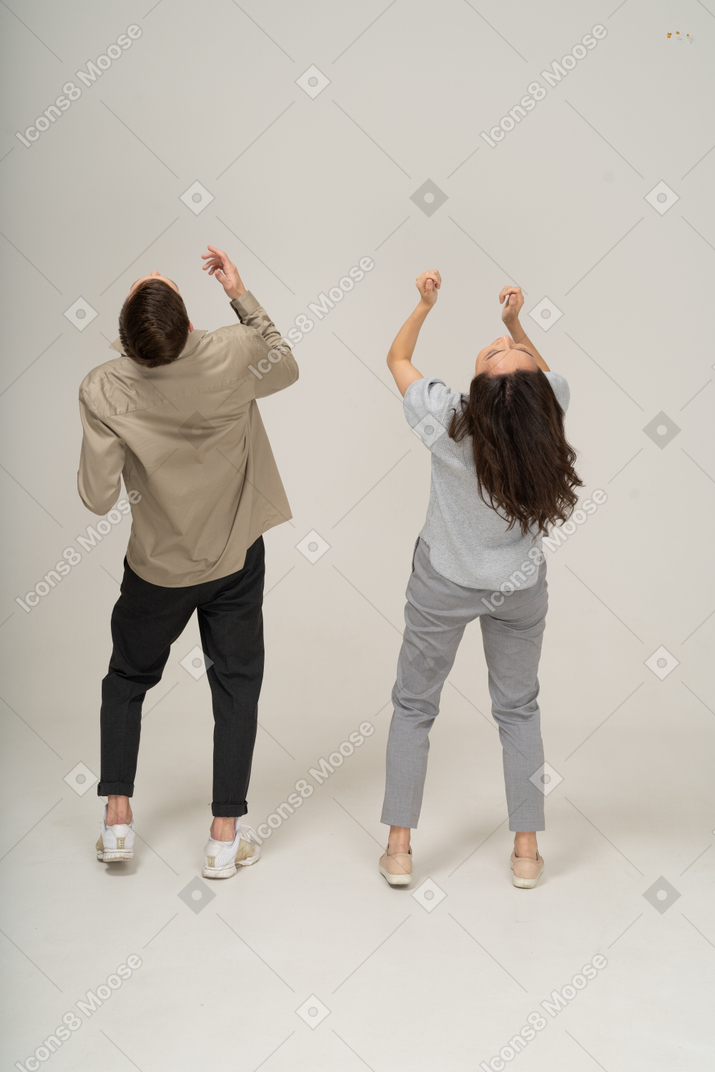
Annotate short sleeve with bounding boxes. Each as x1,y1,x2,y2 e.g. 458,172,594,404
403,377,463,445
543,371,570,414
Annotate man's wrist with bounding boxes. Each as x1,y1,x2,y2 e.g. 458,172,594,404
227,288,247,302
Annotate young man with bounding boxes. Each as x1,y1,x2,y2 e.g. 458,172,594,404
78,246,298,879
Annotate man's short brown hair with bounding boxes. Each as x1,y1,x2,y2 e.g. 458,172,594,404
118,279,190,368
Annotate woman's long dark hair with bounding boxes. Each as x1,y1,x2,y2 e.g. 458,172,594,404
447,368,583,537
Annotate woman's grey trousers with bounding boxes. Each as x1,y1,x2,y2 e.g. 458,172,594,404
381,536,549,832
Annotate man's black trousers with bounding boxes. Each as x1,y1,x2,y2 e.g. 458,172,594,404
97,536,265,818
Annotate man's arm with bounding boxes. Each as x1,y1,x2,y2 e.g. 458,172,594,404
230,291,299,398
499,286,550,372
77,389,126,514
387,270,441,397
202,245,298,398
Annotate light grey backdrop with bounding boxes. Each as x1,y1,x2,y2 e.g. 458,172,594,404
1,1,714,1070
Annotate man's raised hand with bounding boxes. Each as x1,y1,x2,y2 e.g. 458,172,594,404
201,246,246,300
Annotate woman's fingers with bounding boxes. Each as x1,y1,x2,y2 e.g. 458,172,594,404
415,270,441,305
499,284,522,306
417,269,441,290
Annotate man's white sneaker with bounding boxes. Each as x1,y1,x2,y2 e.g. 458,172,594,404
96,803,135,863
202,818,261,879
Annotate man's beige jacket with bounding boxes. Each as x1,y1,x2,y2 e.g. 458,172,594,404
77,291,299,587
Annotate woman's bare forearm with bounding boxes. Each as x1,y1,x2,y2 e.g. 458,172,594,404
386,302,430,396
387,302,431,367
386,270,442,396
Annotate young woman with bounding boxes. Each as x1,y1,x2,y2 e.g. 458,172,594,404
379,271,582,889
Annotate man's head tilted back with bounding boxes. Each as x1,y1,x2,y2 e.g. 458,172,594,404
118,271,194,369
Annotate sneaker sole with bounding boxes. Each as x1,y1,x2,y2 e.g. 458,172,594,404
379,865,412,887
202,845,261,880
512,874,541,888
97,850,134,862
510,862,543,888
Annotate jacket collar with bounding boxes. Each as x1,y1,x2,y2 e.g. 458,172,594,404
109,328,208,361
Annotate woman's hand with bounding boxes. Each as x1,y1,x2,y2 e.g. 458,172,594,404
416,269,441,308
498,285,550,370
500,284,524,326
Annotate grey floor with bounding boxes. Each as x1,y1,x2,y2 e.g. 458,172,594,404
2,1,715,1069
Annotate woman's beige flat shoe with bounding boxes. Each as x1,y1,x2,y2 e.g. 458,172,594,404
379,844,412,886
510,849,544,888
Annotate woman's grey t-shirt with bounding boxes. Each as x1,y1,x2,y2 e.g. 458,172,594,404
404,371,570,591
